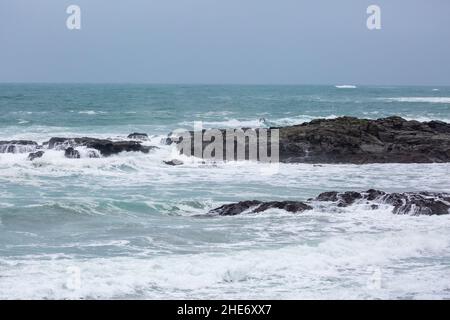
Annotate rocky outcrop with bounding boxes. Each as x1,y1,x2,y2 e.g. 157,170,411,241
170,117,450,164
27,151,44,161
209,200,313,216
209,190,450,216
277,116,450,163
46,137,156,157
0,140,38,153
314,189,450,216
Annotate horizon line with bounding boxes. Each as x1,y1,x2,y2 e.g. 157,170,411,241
0,82,449,87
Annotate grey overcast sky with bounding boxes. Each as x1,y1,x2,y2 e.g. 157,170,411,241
0,0,449,85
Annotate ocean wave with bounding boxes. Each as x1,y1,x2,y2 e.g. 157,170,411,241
1,222,449,299
179,118,265,128
179,115,340,128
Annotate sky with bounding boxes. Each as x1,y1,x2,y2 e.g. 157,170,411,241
1,0,450,85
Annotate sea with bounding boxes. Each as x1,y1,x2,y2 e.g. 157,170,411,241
0,84,449,299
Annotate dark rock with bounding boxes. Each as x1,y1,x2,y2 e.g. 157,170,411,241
277,116,450,163
208,200,312,216
315,191,362,207
253,201,313,213
27,151,44,161
171,116,450,164
127,132,149,141
382,192,450,215
209,190,450,216
64,147,80,159
315,189,450,216
208,200,263,216
0,140,38,153
46,137,156,157
163,159,183,166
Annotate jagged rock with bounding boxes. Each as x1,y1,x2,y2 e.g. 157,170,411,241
171,117,450,164
208,200,264,216
208,200,312,216
209,190,450,216
127,132,149,141
314,189,450,216
314,191,363,207
46,137,156,157
278,117,450,163
64,147,80,159
27,151,44,161
0,140,38,153
163,159,183,166
253,201,313,213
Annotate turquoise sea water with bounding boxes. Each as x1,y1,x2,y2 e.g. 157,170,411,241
1,84,450,299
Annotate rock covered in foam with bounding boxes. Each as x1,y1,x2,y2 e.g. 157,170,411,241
314,189,450,215
209,190,450,216
0,140,38,153
46,137,156,157
64,147,81,159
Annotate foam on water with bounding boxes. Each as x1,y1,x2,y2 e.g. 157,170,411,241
383,97,450,104
1,207,449,299
335,85,357,89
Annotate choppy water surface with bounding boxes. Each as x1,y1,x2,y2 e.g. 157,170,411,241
1,84,450,299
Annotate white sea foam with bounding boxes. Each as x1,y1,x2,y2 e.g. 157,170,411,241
1,213,449,299
179,115,340,129
78,110,97,115
1,143,450,299
179,118,264,128
335,85,357,89
383,97,450,103
78,110,107,115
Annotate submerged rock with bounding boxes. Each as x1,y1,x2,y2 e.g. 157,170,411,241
171,116,450,164
0,140,38,153
209,190,450,216
163,159,183,166
127,132,149,141
46,137,156,157
27,151,45,161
